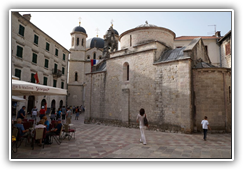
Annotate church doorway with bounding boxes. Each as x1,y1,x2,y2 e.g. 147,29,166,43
41,99,46,108
51,100,56,109
59,100,63,108
27,95,35,115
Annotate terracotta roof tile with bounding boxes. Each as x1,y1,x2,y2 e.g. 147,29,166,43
175,36,220,40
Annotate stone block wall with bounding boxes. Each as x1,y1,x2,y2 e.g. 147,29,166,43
193,69,231,132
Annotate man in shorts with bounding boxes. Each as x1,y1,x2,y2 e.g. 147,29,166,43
31,106,38,124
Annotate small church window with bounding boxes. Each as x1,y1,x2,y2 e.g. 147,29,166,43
77,38,79,46
72,37,74,46
75,72,78,81
123,62,129,81
93,52,96,59
87,55,90,60
130,35,132,47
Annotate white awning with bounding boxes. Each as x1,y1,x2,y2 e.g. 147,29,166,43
12,96,25,101
12,79,67,96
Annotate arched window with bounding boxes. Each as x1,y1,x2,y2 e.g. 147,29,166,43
99,56,102,59
123,62,129,81
72,37,74,46
93,52,96,59
82,39,84,46
87,55,90,60
77,38,79,46
75,72,78,81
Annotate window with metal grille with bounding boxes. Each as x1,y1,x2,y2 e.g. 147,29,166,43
34,35,39,45
18,25,25,37
16,45,23,58
32,53,37,64
15,69,21,79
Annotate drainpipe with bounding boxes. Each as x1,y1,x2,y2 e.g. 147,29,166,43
223,71,227,132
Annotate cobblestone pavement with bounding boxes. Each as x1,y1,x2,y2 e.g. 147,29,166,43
11,113,232,160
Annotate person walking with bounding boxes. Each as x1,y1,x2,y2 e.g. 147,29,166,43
136,108,147,145
39,106,46,120
61,106,66,124
56,108,62,120
66,107,72,124
75,106,79,120
201,116,211,141
31,106,38,124
50,108,56,121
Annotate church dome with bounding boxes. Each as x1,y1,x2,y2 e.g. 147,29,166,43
72,26,86,34
113,29,119,36
86,37,104,49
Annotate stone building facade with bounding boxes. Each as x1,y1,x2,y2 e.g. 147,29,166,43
218,30,232,68
84,23,231,133
11,12,69,114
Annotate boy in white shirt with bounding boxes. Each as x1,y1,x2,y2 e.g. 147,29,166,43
201,116,211,141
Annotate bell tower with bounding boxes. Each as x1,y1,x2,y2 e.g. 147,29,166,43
68,18,88,106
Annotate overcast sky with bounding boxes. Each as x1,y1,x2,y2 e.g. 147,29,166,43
17,10,232,51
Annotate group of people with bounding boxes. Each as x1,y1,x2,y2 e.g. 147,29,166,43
14,115,61,145
17,105,85,123
17,105,211,146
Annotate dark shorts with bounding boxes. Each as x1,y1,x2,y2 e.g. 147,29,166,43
62,115,65,120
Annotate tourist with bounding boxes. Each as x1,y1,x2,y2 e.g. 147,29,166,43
201,116,211,141
56,108,62,120
66,107,72,124
61,106,66,124
14,118,30,143
31,106,38,124
50,108,56,121
136,108,147,145
75,106,79,120
17,106,26,120
39,106,46,119
43,116,50,132
45,118,62,144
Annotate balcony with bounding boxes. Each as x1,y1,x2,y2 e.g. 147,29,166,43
52,69,62,78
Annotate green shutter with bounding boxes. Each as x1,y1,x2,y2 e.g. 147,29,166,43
34,35,39,44
43,77,47,85
55,49,58,56
45,59,49,68
53,80,57,87
46,42,49,51
15,69,21,79
16,46,23,58
32,53,37,63
18,25,25,36
62,67,65,74
31,73,35,83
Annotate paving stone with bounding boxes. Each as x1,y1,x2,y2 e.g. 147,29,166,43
11,114,232,159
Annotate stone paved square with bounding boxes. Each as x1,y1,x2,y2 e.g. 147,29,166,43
11,114,232,160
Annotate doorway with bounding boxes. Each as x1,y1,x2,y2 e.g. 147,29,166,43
51,100,56,109
27,95,35,115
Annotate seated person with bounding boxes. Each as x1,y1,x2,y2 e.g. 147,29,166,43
45,118,62,144
14,118,30,143
43,116,50,132
34,119,46,146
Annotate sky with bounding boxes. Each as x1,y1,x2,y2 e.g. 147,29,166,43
17,10,232,51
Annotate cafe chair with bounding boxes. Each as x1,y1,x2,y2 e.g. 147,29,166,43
51,125,63,145
32,128,46,150
62,124,76,140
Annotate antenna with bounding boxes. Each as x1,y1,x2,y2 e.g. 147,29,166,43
208,25,216,35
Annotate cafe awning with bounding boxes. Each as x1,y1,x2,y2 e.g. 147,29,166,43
12,96,25,101
12,79,67,96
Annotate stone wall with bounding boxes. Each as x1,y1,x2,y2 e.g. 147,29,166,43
85,49,193,133
193,68,231,132
154,59,192,133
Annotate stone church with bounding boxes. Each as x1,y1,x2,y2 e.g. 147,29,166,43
68,22,231,134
